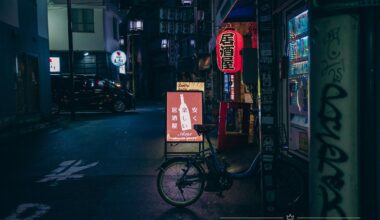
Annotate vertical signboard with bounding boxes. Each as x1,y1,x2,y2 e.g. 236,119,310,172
310,15,359,218
49,57,60,72
119,65,126,74
166,91,203,142
257,0,277,215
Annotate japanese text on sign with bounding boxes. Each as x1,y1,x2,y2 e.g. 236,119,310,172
216,29,243,73
220,33,235,70
166,92,203,142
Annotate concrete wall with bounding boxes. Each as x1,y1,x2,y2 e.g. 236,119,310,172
38,0,49,39
0,0,19,27
104,8,120,53
375,11,380,220
0,0,51,129
310,14,359,217
48,5,106,51
0,22,17,125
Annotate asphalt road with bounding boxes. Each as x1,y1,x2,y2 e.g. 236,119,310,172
0,102,260,220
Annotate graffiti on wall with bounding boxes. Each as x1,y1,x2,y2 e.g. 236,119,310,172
312,15,359,217
317,25,348,217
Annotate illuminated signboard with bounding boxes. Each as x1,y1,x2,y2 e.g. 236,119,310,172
111,50,127,66
230,75,235,100
216,29,243,74
176,82,205,92
49,57,60,72
119,65,126,74
166,91,203,142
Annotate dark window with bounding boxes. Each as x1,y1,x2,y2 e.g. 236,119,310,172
113,17,118,40
72,9,94,33
74,54,97,74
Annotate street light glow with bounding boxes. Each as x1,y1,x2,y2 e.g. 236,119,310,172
181,0,192,5
161,39,168,49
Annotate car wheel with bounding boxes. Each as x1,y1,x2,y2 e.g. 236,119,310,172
112,100,126,113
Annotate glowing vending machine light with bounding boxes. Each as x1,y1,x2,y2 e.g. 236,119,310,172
287,10,310,155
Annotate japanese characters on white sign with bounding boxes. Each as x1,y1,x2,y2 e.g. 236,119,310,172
49,57,60,72
111,50,127,67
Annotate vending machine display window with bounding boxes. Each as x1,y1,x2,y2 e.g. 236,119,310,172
287,10,310,156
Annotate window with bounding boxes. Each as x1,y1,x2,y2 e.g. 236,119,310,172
129,20,143,31
72,9,94,33
113,17,118,40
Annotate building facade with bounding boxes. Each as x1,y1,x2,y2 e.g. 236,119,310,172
0,0,50,130
121,0,211,100
48,0,122,79
212,0,380,218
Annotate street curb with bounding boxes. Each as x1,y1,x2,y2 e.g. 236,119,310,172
0,116,66,141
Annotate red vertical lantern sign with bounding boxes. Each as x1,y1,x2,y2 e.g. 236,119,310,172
216,29,244,74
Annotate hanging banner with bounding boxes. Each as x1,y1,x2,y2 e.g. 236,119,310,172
216,29,243,74
166,91,203,142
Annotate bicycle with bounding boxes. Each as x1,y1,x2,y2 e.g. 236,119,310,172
156,124,305,211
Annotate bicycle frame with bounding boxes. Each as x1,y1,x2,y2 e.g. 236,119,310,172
203,132,261,179
156,123,305,208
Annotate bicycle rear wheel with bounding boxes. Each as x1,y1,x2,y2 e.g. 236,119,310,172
273,159,305,211
157,158,205,207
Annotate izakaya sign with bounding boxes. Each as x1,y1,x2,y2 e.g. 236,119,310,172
111,50,127,66
166,91,203,142
49,57,60,72
216,29,243,74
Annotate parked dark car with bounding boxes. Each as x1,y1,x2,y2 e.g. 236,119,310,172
51,74,134,113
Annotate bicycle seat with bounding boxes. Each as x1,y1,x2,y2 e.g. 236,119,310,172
193,124,216,135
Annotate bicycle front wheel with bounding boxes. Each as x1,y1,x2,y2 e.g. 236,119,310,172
274,159,305,210
157,158,205,207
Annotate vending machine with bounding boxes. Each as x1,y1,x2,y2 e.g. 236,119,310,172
287,10,309,155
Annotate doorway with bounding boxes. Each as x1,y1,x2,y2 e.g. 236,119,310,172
16,54,40,114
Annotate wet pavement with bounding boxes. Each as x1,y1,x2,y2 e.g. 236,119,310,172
0,102,261,220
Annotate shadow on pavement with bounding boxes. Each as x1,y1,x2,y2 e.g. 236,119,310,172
157,207,203,220
59,111,139,121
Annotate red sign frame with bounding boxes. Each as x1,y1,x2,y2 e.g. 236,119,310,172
166,91,203,142
216,29,244,74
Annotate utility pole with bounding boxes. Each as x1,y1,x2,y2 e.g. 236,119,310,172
131,34,136,109
126,33,137,109
193,0,198,79
67,0,75,120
